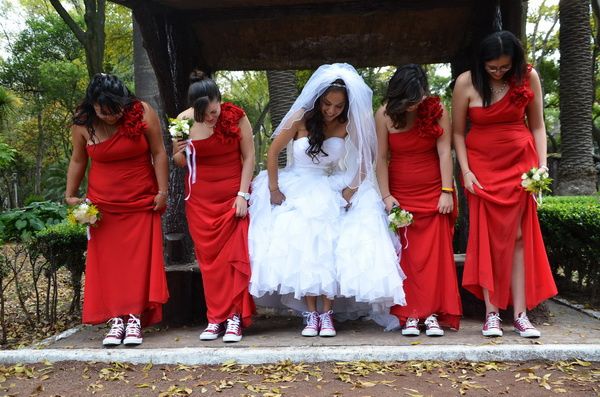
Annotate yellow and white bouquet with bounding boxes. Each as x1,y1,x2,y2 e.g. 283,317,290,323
168,118,193,140
388,205,414,233
521,167,552,204
67,200,100,226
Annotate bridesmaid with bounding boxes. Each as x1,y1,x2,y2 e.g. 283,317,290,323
173,70,256,343
452,31,557,338
375,64,462,336
66,73,169,347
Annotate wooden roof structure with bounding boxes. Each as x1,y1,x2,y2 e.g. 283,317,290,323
113,0,526,115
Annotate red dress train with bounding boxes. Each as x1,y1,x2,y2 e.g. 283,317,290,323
462,68,557,309
185,103,256,327
388,97,462,329
83,101,169,326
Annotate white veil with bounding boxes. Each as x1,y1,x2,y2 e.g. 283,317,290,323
272,63,377,189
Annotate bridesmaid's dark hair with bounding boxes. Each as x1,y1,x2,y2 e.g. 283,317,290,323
304,78,349,162
472,30,527,107
384,64,428,129
73,73,137,143
188,70,221,122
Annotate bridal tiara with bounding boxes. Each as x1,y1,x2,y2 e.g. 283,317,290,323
329,82,346,88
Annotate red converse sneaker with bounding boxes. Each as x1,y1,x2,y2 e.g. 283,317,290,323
102,317,125,346
222,314,242,343
319,310,336,337
482,312,503,337
402,318,420,336
513,312,541,338
424,314,444,337
301,311,320,337
199,323,225,341
123,314,143,345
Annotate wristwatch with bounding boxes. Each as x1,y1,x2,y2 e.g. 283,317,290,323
237,191,250,201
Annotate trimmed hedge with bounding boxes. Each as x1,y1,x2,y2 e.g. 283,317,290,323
537,196,600,304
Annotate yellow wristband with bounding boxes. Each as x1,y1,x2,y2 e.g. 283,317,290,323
441,187,454,193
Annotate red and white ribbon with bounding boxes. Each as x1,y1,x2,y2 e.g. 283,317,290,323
184,140,196,201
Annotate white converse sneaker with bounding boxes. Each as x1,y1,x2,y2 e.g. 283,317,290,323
199,323,225,341
222,314,242,343
301,311,320,337
482,312,503,337
424,314,444,337
102,317,125,346
402,318,420,336
513,312,541,338
319,311,336,337
123,314,143,345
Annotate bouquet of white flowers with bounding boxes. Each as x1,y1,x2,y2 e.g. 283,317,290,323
168,118,193,140
67,200,100,226
521,167,552,205
388,205,413,233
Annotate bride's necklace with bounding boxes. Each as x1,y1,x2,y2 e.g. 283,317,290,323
490,81,507,95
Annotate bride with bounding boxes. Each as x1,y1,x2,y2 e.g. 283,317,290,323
248,63,406,337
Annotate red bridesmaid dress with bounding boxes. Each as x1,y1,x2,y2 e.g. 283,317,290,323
388,97,462,329
84,101,169,326
462,67,557,310
185,102,256,327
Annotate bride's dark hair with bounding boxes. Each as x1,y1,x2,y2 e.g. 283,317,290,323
304,78,349,162
188,69,222,122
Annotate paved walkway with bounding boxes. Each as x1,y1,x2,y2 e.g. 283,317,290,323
1,300,599,364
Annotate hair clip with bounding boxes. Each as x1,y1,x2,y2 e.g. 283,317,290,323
329,82,346,88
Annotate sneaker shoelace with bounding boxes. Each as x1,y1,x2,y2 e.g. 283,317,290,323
204,323,222,333
226,315,241,335
303,311,319,329
320,311,334,330
126,314,141,336
106,317,124,337
405,318,419,328
425,315,440,329
515,314,534,330
486,313,501,329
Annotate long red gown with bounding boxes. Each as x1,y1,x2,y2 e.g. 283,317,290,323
185,102,256,327
83,101,169,326
388,97,462,329
462,69,557,310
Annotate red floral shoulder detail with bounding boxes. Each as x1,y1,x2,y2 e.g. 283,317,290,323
415,96,443,139
508,64,534,108
119,101,147,139
214,102,245,144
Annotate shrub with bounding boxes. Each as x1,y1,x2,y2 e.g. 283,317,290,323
537,196,600,304
23,195,46,206
32,222,87,314
0,201,66,241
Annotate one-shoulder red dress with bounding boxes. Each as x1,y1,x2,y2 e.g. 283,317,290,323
84,101,169,326
462,68,557,309
185,103,256,327
388,97,462,329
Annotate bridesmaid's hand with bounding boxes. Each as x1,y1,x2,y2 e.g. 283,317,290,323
172,139,187,156
233,196,248,217
65,196,83,206
463,171,484,194
270,189,286,205
153,193,167,211
437,193,454,214
383,195,400,213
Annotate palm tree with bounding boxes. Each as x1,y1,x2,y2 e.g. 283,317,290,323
266,71,298,167
557,0,598,194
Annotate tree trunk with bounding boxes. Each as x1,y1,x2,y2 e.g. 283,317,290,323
556,0,598,194
133,18,194,264
34,111,44,196
266,70,298,167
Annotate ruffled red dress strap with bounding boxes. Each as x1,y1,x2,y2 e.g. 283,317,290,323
415,96,443,139
508,64,534,108
214,102,246,144
119,101,147,139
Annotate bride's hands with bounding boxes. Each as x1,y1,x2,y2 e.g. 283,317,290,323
270,188,286,205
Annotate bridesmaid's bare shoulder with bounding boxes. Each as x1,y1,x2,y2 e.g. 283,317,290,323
177,107,194,120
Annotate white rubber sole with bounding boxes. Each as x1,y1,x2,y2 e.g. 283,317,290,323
402,328,420,336
301,328,319,337
425,328,444,337
319,329,336,337
199,331,224,341
123,336,143,345
515,328,541,338
482,328,503,337
102,337,122,346
222,333,242,343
